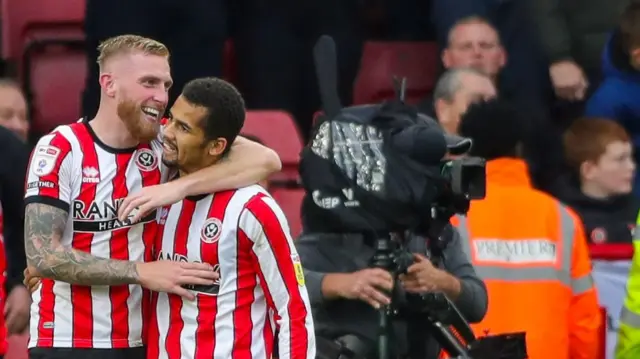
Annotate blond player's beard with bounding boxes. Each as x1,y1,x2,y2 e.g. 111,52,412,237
117,98,159,144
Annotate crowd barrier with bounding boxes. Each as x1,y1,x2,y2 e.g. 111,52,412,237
590,243,635,359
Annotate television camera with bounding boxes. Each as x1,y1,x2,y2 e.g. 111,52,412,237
299,35,527,359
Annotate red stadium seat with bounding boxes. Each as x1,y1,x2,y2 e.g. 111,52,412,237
27,44,86,133
242,111,304,182
271,188,305,239
1,0,85,60
242,111,305,237
353,41,439,105
1,0,86,136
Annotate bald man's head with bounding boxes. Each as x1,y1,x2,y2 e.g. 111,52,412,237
433,68,497,134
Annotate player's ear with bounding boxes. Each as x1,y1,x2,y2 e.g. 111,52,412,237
99,72,116,98
207,138,227,157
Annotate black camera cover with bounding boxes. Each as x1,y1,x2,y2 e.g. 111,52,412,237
300,102,446,234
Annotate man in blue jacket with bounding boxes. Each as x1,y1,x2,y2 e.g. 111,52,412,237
585,2,640,195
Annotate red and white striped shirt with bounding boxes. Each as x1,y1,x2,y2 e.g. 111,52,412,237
148,185,315,359
24,120,169,349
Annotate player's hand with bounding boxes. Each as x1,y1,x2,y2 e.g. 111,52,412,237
23,267,42,293
336,268,394,309
399,254,443,293
118,182,186,223
4,285,31,334
136,260,219,301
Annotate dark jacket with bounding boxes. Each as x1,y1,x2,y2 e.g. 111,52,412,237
296,227,487,358
528,0,630,80
0,126,28,292
551,175,639,244
585,30,640,194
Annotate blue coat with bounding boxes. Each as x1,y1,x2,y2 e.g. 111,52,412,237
585,31,640,194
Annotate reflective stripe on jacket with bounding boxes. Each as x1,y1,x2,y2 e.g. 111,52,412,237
616,213,640,359
451,158,600,359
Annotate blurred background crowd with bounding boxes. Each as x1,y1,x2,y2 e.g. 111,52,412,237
1,0,640,358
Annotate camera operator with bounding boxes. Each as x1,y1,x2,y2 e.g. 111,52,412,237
296,204,488,358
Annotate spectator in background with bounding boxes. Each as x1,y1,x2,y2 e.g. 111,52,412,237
426,16,547,116
0,125,31,336
431,67,497,134
552,118,638,244
0,79,28,142
431,67,563,191
240,133,269,190
528,0,630,100
82,0,227,119
0,80,31,351
420,17,565,192
585,2,640,196
430,6,547,115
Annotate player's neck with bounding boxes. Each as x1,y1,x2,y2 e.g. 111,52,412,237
91,109,139,149
177,157,218,179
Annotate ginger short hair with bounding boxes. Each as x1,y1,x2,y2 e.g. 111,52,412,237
563,118,631,171
97,34,170,70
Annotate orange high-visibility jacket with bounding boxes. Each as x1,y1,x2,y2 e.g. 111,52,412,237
451,158,601,359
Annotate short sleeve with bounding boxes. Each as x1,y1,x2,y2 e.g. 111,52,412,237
24,132,74,212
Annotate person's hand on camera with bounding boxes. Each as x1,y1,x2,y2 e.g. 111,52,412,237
332,268,394,309
136,260,219,300
399,254,443,293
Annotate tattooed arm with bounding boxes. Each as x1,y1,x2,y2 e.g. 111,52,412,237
24,203,140,285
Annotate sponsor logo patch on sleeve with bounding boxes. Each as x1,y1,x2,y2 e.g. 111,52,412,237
291,253,305,286
31,145,61,176
27,181,56,190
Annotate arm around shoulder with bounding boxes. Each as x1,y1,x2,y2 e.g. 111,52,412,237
174,135,282,196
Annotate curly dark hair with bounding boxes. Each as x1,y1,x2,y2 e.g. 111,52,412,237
181,77,246,155
458,98,529,160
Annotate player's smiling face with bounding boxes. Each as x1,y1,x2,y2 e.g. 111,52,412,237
161,95,227,174
113,52,172,143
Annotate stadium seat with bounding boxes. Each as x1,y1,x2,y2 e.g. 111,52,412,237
242,111,304,182
353,41,439,105
1,0,85,61
1,0,86,136
27,45,87,134
271,188,305,239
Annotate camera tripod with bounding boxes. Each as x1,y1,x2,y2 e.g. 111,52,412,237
369,233,475,359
